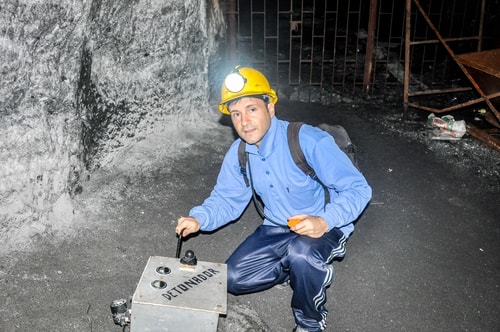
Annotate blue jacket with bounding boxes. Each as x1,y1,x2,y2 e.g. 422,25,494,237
189,116,372,237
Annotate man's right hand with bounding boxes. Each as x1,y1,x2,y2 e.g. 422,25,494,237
176,216,201,237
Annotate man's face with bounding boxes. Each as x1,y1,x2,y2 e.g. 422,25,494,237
228,97,275,147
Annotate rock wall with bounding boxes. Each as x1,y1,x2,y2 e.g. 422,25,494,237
0,0,225,252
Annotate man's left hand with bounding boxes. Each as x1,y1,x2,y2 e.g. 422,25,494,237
288,214,329,238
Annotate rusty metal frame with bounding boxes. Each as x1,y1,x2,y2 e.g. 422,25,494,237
403,0,500,151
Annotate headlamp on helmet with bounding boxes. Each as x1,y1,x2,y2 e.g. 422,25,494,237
224,72,246,93
218,66,278,115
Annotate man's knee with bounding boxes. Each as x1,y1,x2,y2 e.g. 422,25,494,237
227,268,260,295
226,266,242,294
225,257,243,294
287,237,318,265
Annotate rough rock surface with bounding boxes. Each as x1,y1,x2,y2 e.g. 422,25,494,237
0,0,224,253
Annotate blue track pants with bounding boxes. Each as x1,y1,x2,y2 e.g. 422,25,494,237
226,225,347,331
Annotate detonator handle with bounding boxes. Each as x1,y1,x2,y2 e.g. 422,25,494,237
175,233,182,258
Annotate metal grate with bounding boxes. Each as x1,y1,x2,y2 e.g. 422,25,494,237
221,0,499,104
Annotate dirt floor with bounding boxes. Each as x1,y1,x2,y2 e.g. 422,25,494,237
1,97,499,331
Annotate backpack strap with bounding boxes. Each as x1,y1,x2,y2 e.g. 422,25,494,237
287,122,330,205
238,140,249,187
288,122,320,181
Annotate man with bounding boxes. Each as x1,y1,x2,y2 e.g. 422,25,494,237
176,66,372,331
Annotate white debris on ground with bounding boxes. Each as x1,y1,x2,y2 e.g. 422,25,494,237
369,103,500,181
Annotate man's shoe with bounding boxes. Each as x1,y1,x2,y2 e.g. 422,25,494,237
292,325,308,332
275,280,290,290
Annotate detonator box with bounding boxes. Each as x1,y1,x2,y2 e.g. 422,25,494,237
130,255,227,331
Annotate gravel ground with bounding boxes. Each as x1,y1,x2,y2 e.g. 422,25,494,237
1,98,499,332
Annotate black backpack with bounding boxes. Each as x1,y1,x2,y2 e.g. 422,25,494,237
238,122,358,205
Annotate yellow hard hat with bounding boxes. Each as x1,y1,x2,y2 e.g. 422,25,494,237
218,66,278,114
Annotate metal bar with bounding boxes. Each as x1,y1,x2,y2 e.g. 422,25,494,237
363,0,379,95
263,0,267,69
467,125,500,151
403,0,411,119
275,0,279,85
228,0,237,64
299,0,304,98
407,92,500,113
344,1,352,88
288,0,293,87
409,36,481,46
250,0,254,64
478,0,486,51
352,0,362,93
331,0,340,87
309,0,315,89
320,0,327,89
408,86,472,97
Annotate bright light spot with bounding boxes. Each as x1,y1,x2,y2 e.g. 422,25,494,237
224,73,245,92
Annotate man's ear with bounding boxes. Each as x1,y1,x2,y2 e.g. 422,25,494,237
267,103,276,117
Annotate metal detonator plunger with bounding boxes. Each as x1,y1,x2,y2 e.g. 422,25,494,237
175,233,182,258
